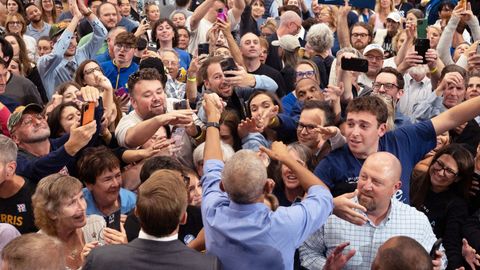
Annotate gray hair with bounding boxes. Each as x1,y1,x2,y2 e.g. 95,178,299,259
193,141,235,166
0,135,18,164
158,48,180,60
306,23,334,53
222,150,267,204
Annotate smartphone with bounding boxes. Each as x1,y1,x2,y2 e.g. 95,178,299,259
220,57,238,77
216,8,227,21
417,18,428,39
174,100,188,110
341,57,369,73
80,102,95,126
415,38,430,64
147,41,157,52
198,43,209,55
430,238,442,259
105,210,121,231
460,0,467,9
115,87,128,97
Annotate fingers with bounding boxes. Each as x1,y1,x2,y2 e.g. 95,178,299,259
103,227,125,244
81,86,100,102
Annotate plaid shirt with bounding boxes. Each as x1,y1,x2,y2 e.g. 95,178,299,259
165,77,186,100
300,197,445,270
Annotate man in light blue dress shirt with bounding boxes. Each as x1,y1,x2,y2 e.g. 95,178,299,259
200,93,334,269
37,0,107,99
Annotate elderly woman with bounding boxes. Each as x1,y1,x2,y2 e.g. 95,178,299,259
32,174,126,270
305,23,334,89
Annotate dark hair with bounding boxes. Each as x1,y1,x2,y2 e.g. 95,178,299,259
6,0,25,17
77,146,121,185
151,18,178,48
0,37,14,66
441,64,468,87
139,156,184,183
350,22,373,39
302,99,335,126
55,81,82,96
346,95,388,125
278,5,301,17
438,0,455,13
137,170,187,237
127,68,164,96
376,67,405,90
176,25,190,38
74,59,102,87
411,144,474,209
372,236,433,270
138,57,167,87
4,32,32,75
46,101,80,138
247,90,283,117
219,109,242,151
175,0,189,8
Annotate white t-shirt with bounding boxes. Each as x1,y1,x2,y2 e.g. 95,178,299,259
186,10,238,54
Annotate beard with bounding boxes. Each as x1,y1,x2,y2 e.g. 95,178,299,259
358,193,376,212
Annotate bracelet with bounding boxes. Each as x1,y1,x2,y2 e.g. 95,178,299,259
187,77,197,82
430,67,438,74
82,8,93,17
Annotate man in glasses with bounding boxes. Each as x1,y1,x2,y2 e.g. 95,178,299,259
358,44,385,89
100,31,138,90
37,0,107,98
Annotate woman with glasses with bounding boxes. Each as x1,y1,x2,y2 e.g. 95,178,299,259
4,33,48,104
5,13,36,60
411,144,474,269
281,59,320,115
39,0,57,24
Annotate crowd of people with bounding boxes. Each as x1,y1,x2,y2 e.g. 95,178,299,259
1,0,480,268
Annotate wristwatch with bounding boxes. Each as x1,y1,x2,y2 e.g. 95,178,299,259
205,122,220,129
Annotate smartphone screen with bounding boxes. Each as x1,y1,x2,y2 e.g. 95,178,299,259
415,38,430,64
105,209,121,231
341,57,369,73
198,43,209,55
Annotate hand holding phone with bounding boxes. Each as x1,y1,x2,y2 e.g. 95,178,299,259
415,38,430,64
80,102,96,126
341,57,369,73
430,238,442,259
220,57,238,77
198,43,209,56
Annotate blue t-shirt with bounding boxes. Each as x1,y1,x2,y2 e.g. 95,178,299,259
314,120,436,203
83,188,137,216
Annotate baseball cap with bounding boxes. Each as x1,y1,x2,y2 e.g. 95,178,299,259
386,12,401,23
363,44,384,56
272,35,301,52
7,104,43,134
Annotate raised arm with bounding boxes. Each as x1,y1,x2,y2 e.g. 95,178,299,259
203,93,224,161
260,141,330,191
337,1,352,49
230,0,246,23
189,0,215,32
431,95,480,135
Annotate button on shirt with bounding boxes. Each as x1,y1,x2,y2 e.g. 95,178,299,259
300,197,443,270
37,18,107,99
201,159,333,270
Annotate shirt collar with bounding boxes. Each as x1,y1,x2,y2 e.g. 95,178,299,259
138,230,178,242
229,201,268,211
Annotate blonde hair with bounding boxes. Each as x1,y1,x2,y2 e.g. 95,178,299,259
375,0,395,14
32,174,83,236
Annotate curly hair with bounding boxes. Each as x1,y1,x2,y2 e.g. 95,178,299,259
306,23,334,53
32,174,83,236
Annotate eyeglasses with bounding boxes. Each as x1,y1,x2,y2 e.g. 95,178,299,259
84,66,102,75
114,44,133,51
7,21,22,26
365,55,384,62
432,159,458,178
182,174,190,187
372,82,399,91
296,70,315,79
297,122,317,133
351,33,369,38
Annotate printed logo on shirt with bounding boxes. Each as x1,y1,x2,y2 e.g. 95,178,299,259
346,176,359,184
17,204,26,213
0,214,23,226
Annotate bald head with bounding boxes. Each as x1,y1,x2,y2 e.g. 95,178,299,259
240,32,261,59
278,11,302,36
372,236,433,270
364,152,402,183
280,11,301,26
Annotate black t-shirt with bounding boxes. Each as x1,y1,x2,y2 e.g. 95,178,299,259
251,64,287,97
0,178,37,234
124,205,203,244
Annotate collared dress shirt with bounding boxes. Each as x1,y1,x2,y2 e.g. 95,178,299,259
37,18,107,99
201,159,333,270
300,197,444,270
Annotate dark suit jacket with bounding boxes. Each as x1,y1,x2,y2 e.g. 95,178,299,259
83,238,220,270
